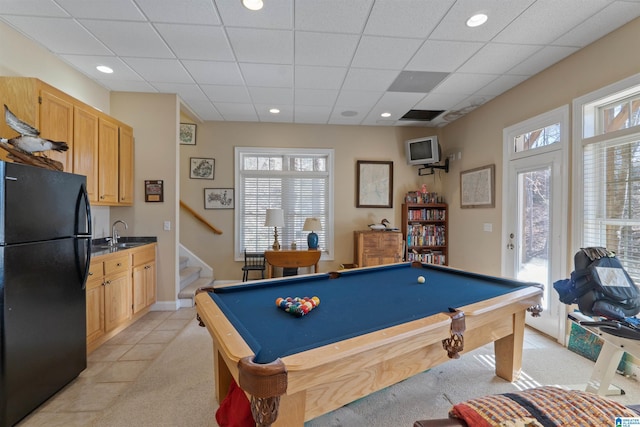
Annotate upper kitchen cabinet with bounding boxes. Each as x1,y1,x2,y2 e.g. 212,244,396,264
0,77,134,206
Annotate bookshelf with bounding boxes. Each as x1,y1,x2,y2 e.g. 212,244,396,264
401,203,448,265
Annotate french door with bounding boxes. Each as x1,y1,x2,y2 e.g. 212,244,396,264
502,107,569,342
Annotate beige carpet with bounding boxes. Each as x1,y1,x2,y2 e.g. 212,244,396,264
87,311,638,427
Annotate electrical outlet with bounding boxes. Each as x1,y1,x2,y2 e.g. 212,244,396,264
163,220,171,231
483,223,493,232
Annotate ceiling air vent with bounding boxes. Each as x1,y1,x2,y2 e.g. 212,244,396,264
400,110,445,121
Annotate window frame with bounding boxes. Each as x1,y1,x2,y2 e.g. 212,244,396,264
234,146,335,261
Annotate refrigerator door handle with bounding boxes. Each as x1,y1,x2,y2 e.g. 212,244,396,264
76,183,92,289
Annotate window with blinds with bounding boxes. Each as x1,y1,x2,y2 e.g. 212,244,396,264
577,77,640,281
234,147,334,259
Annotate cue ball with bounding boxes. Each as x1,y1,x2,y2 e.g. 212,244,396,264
417,276,425,284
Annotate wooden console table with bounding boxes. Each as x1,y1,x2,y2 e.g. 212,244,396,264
264,250,321,278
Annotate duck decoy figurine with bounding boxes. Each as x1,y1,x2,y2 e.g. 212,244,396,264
1,104,68,153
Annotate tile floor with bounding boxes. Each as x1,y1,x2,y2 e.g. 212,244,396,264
18,308,197,427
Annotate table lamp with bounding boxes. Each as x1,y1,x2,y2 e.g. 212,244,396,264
303,217,321,250
265,209,284,250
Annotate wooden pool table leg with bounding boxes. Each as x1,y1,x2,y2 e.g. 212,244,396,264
494,310,525,382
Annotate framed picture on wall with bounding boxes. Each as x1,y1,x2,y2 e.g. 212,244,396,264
356,160,393,208
190,157,215,179
204,188,234,209
144,180,164,202
179,123,196,145
460,164,495,208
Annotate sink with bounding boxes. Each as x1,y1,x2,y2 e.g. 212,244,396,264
94,242,142,250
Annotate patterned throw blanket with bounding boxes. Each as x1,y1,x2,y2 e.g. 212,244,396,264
450,386,638,426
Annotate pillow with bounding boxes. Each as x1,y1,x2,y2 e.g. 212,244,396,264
449,386,637,427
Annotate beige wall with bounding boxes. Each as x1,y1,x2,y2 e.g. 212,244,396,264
440,17,640,276
179,122,441,280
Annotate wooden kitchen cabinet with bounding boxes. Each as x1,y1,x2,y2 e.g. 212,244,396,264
0,77,134,206
132,245,157,314
354,230,403,268
118,124,134,205
85,259,106,344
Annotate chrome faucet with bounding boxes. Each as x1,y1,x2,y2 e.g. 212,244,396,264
111,220,128,245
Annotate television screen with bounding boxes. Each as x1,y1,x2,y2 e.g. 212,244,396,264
405,136,439,165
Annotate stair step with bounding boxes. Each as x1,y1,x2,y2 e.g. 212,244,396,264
180,266,202,288
178,277,215,299
179,256,188,270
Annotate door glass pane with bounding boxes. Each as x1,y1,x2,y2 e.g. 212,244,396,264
517,167,551,308
513,123,560,153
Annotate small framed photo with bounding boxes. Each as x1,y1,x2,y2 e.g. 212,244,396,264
204,188,234,209
144,180,164,203
179,123,197,145
190,157,215,179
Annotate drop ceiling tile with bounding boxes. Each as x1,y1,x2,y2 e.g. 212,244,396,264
458,43,543,74
80,20,174,58
430,0,535,42
248,87,293,104
552,1,640,47
351,36,423,70
474,75,529,97
187,100,223,121
342,68,398,91
413,93,469,110
507,45,579,76
215,103,259,121
295,0,372,33
59,54,142,80
56,0,146,20
294,105,332,124
97,79,157,92
295,89,338,107
182,60,245,85
122,58,194,83
0,0,68,16
255,105,293,122
226,27,293,64
239,63,293,88
431,73,498,95
151,83,209,103
407,40,485,72
154,24,234,61
370,91,427,119
294,66,347,90
364,0,453,38
494,0,612,45
295,32,359,67
2,16,112,55
216,0,292,29
201,85,251,103
135,0,220,25
334,90,382,108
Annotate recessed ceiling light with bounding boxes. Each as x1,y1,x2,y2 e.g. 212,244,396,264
380,112,391,118
242,0,263,11
96,65,113,74
269,108,280,114
466,13,488,28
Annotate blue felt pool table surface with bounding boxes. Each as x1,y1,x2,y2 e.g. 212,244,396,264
207,262,535,364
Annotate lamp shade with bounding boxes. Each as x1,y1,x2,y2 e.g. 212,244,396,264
264,209,284,227
302,217,321,231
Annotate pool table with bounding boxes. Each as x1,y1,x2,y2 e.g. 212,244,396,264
195,262,542,427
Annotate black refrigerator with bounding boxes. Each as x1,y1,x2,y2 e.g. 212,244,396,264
0,161,92,427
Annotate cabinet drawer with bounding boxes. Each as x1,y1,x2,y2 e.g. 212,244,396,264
88,260,103,278
132,246,155,266
104,255,129,275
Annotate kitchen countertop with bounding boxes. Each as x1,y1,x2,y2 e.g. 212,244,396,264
91,236,157,257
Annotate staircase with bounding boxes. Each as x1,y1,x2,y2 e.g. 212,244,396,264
177,256,214,307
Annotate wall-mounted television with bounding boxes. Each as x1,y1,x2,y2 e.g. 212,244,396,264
405,136,440,166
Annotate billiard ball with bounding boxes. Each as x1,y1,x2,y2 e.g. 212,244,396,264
417,276,425,284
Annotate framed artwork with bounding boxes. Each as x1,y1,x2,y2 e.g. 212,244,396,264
144,180,164,202
190,157,215,179
205,188,234,209
460,164,495,208
356,160,393,208
179,123,197,145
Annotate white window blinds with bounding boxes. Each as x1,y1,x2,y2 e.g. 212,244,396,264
235,147,334,259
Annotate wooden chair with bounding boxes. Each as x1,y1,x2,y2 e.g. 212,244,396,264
242,250,266,281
